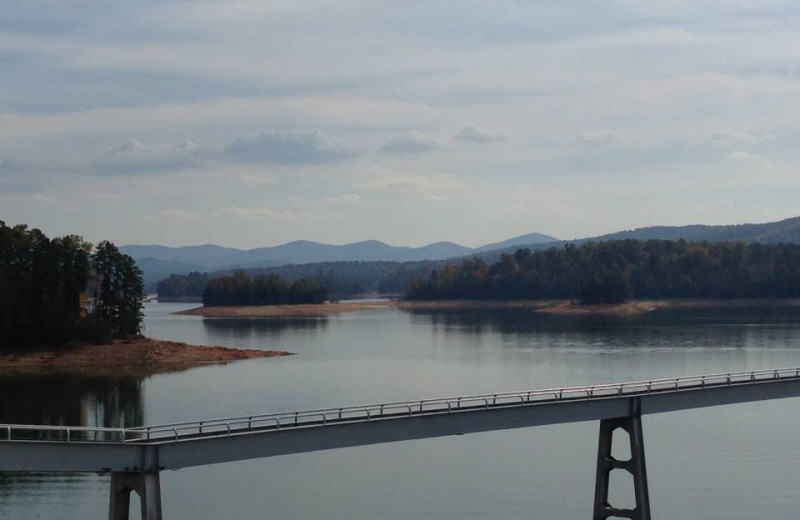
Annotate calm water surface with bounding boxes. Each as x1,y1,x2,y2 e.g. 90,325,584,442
3,302,800,519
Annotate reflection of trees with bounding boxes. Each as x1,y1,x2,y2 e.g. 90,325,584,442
406,309,629,335
403,307,800,351
0,375,144,509
0,375,144,428
202,317,328,342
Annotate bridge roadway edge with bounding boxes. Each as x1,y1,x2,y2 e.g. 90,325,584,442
160,377,800,470
3,377,800,473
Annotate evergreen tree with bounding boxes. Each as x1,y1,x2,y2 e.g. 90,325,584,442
0,222,144,347
92,241,145,338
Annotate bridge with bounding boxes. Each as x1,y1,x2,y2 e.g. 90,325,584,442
4,367,800,520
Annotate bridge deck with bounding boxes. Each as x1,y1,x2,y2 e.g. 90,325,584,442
2,367,800,473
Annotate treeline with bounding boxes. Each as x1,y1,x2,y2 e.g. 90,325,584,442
157,261,439,301
264,261,437,294
158,269,361,302
157,271,209,301
405,240,800,303
0,222,144,347
203,271,328,306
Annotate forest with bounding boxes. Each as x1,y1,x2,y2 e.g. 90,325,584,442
157,261,435,300
405,240,800,303
0,222,145,347
156,239,800,305
202,271,328,306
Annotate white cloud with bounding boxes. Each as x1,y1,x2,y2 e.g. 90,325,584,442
578,130,622,145
27,194,56,204
4,1,800,247
224,129,353,164
91,193,129,202
236,173,275,186
505,203,531,215
380,132,438,153
356,174,463,194
214,207,282,220
454,124,508,143
730,151,761,161
213,206,347,222
91,139,208,175
709,131,776,147
159,209,202,220
324,194,362,204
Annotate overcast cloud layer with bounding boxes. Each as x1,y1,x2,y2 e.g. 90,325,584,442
2,1,800,248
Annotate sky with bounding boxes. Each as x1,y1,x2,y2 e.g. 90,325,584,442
2,1,800,249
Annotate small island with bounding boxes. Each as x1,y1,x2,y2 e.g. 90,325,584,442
0,222,288,375
177,270,395,317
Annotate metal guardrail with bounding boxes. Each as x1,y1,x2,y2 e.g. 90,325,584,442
2,367,800,445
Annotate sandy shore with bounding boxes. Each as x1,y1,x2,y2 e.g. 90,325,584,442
535,298,800,316
179,299,589,317
533,301,659,315
395,300,559,311
0,338,291,377
177,301,396,317
178,297,800,318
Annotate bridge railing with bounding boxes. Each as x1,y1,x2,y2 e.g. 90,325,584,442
2,367,799,444
0,423,130,443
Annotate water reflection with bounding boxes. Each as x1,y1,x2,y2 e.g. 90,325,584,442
406,308,629,334
202,317,328,343
405,306,800,353
0,375,144,428
0,375,144,514
5,304,800,520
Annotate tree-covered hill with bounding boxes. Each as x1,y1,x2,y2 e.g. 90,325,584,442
474,216,800,263
406,240,800,304
590,216,800,244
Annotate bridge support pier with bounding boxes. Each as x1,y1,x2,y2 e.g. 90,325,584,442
108,471,163,520
592,412,650,520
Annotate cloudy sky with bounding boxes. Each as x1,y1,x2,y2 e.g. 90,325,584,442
2,1,799,248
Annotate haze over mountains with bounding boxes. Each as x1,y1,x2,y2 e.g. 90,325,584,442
124,217,800,288
122,233,558,286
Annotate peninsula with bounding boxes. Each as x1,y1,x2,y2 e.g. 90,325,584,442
0,338,290,377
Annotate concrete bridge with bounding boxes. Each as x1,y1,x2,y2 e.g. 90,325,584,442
4,367,800,519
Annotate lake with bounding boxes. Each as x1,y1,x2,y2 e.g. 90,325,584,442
3,302,800,519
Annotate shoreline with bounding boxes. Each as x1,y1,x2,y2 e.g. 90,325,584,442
0,338,291,378
178,297,800,318
177,301,396,317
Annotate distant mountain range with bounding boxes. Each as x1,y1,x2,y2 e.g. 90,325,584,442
122,234,558,288
125,216,800,289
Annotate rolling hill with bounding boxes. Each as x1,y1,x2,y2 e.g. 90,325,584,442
126,217,800,291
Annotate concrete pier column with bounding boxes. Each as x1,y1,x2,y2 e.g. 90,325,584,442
592,409,650,520
109,471,163,520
